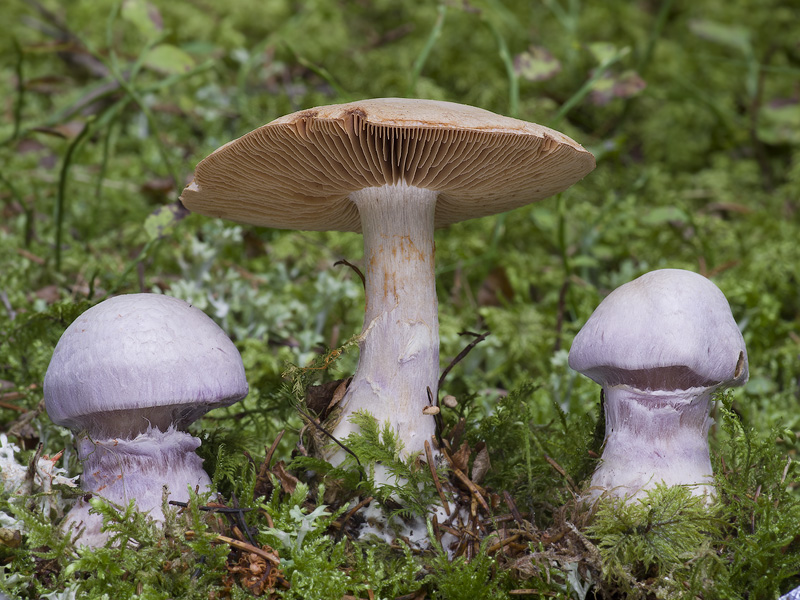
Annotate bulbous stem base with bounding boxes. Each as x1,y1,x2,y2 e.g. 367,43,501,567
65,427,210,547
588,385,716,502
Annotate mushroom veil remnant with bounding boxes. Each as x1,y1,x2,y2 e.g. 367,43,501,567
181,98,595,461
44,294,248,546
568,269,749,501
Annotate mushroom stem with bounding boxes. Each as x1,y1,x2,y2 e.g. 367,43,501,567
590,385,716,500
330,183,439,459
65,427,211,546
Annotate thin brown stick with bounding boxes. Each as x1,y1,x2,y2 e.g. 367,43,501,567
425,440,450,517
0,399,28,412
706,259,740,279
486,533,520,555
493,513,527,524
16,248,45,265
777,458,794,510
294,404,363,474
506,528,539,543
542,529,566,545
264,430,285,470
186,530,280,566
449,464,490,514
259,508,274,529
503,491,525,526
334,259,366,288
438,331,489,390
543,453,578,494
431,513,443,546
438,523,462,537
333,496,374,531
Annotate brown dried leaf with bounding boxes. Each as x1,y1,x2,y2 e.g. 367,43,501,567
306,379,347,416
471,444,491,485
272,461,298,495
326,378,350,415
451,441,471,473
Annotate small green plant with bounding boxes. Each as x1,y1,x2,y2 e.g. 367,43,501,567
3,488,228,599
290,410,445,523
424,531,512,600
586,485,724,595
474,379,598,523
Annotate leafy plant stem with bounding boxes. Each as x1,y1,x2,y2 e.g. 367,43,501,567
107,237,161,296
637,0,675,75
95,118,118,201
406,4,447,98
484,17,519,118
54,120,93,272
550,53,623,126
103,51,181,186
7,38,26,144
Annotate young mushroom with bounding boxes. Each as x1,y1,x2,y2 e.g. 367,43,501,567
568,269,748,501
181,98,595,462
44,294,248,546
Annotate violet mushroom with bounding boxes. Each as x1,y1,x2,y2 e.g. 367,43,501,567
568,269,748,501
180,98,595,460
44,294,248,546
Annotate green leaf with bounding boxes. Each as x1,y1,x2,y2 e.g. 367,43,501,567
688,19,751,53
587,42,629,65
640,206,688,226
514,46,561,82
589,70,646,105
144,44,196,75
120,0,162,39
143,202,188,241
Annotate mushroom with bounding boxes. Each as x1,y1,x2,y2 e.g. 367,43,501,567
180,98,595,461
568,269,749,501
44,294,248,546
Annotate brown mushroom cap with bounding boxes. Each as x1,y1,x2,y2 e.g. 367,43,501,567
180,98,595,232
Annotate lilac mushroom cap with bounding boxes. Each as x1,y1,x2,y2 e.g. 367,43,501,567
44,293,248,438
44,294,248,546
569,269,748,392
568,269,748,501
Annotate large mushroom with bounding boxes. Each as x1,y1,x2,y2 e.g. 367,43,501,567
568,269,749,501
44,294,248,546
181,98,595,460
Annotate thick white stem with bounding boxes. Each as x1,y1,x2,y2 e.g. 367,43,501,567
330,183,439,460
65,427,211,546
589,385,716,501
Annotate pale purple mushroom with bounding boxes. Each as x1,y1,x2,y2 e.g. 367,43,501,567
568,269,748,501
44,294,248,546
